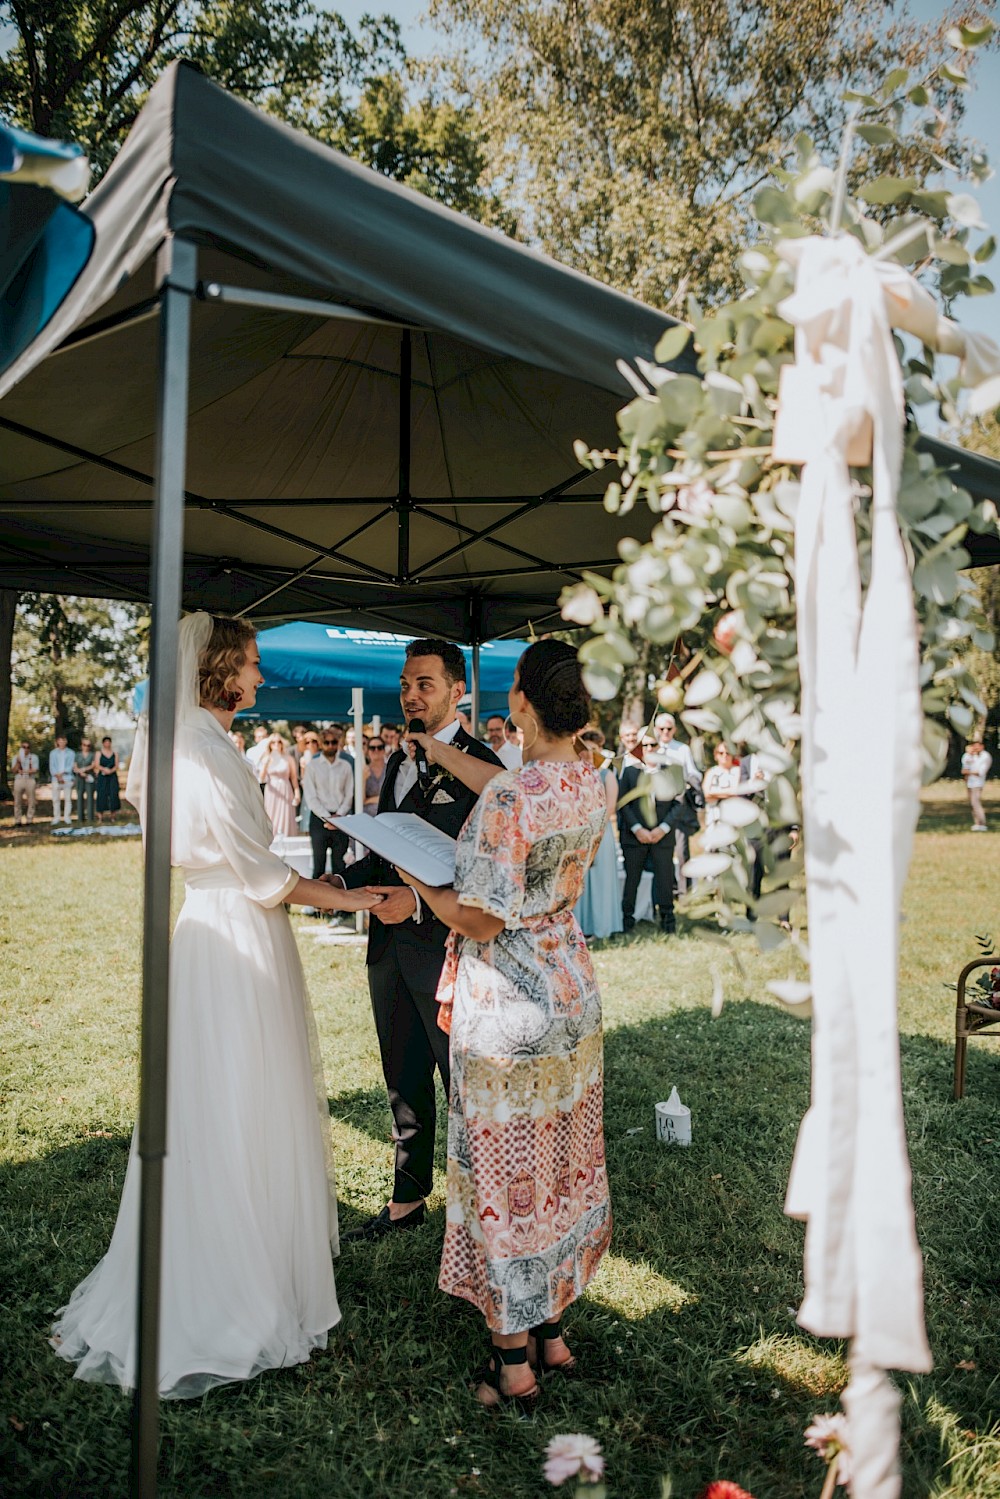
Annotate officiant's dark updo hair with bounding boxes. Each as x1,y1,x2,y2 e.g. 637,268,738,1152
516,639,590,738
199,616,257,711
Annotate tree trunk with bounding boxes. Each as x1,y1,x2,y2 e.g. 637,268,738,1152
620,636,652,727
0,590,17,800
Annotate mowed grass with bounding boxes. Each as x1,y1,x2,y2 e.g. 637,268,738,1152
1,782,999,1498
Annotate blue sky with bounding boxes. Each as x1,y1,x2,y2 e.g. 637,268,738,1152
340,0,1000,364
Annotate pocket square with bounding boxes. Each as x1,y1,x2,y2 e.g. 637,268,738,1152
432,789,455,805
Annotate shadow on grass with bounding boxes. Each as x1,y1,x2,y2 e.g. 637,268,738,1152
2,1007,1000,1498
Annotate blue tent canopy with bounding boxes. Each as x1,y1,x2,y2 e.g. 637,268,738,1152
134,622,527,721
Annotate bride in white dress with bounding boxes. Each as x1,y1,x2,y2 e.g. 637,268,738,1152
52,613,381,1398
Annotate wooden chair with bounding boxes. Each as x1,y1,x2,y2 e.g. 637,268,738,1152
953,952,1000,1099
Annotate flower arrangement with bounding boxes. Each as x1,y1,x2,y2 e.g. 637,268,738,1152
561,27,999,970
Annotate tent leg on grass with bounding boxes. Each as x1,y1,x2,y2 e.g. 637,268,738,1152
132,235,197,1499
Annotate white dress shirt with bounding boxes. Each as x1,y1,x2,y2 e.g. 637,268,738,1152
393,717,461,805
650,738,702,787
303,753,354,822
497,739,523,772
245,738,270,772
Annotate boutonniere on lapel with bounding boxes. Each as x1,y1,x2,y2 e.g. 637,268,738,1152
426,763,459,804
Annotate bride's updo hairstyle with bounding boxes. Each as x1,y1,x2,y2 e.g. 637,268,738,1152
515,639,591,738
198,616,257,710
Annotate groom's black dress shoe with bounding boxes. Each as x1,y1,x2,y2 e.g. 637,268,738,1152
342,1202,426,1242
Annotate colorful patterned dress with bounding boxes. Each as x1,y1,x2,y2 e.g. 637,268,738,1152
437,758,612,1334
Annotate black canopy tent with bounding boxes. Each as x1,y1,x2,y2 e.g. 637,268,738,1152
3,60,1000,1497
0,60,704,1496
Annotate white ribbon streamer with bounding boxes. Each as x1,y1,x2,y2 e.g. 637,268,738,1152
778,234,933,1499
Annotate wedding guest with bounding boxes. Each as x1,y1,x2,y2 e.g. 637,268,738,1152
74,738,98,824
456,708,474,736
298,729,321,829
12,739,39,825
382,724,401,754
574,728,622,940
503,718,523,770
303,727,353,877
702,742,741,825
649,713,702,895
229,730,247,757
49,734,75,825
51,613,381,1398
95,737,121,823
617,726,677,934
336,640,501,1242
333,724,354,769
245,723,270,775
363,736,387,814
289,723,310,772
486,713,522,771
962,737,992,832
259,733,300,838
399,640,610,1411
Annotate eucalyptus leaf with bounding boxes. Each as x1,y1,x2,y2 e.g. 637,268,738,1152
683,853,734,880
856,123,897,146
974,235,997,264
858,176,918,205
654,324,693,365
947,193,986,230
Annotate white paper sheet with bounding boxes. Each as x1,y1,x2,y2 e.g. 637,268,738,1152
332,813,457,886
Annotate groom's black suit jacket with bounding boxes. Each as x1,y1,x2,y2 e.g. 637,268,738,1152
341,726,502,969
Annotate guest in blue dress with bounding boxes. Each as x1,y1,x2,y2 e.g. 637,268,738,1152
574,729,623,940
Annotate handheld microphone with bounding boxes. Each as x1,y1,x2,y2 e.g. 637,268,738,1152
407,718,429,781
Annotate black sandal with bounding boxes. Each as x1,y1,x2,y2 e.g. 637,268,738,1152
528,1318,578,1377
473,1343,539,1415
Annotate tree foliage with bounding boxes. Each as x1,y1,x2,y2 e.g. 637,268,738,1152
428,0,988,309
0,0,490,213
560,30,1000,955
10,595,148,757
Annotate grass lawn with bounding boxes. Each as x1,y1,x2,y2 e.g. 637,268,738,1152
1,782,999,1498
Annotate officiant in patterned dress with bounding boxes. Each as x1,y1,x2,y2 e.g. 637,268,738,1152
400,639,611,1414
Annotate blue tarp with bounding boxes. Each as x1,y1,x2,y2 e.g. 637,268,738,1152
134,622,527,721
0,122,93,377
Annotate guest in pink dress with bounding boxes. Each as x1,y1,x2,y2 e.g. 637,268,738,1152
259,734,300,838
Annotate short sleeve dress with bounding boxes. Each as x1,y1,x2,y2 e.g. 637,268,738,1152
437,758,612,1334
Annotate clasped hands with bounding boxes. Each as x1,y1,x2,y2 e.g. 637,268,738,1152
634,826,669,844
319,871,418,924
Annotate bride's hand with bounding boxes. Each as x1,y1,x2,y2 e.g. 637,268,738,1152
337,887,384,912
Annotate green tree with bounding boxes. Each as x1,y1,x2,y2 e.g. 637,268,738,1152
428,0,988,309
10,595,149,759
0,0,489,211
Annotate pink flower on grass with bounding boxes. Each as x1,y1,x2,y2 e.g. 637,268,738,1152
544,1434,605,1486
805,1413,852,1486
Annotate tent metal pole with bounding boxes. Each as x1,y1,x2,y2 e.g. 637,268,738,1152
470,643,481,736
469,593,482,735
352,688,365,933
131,235,197,1499
397,330,412,581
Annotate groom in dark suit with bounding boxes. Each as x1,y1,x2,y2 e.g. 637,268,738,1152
337,638,502,1240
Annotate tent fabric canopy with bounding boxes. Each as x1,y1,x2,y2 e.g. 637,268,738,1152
132,622,527,720
1,60,997,644
0,61,700,641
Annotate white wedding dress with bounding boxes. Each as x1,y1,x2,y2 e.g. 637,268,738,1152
52,688,340,1398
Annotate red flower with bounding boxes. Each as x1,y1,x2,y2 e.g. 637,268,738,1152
699,1484,757,1499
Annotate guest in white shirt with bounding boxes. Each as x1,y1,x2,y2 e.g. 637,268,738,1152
245,724,270,774
702,742,741,826
962,738,993,831
49,735,76,825
484,713,523,772
303,726,354,877
12,740,40,825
